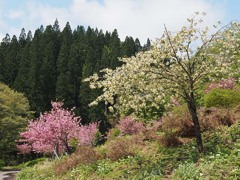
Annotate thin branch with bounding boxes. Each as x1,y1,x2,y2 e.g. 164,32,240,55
164,24,190,78
193,68,207,83
195,22,232,57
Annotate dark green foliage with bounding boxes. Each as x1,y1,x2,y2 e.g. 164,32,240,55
3,35,19,85
143,38,151,51
0,159,4,169
13,40,31,94
18,28,27,48
136,102,165,121
0,41,7,82
27,29,44,114
40,41,57,110
39,24,60,111
26,31,33,41
56,22,73,107
0,21,146,130
108,29,122,69
204,88,240,108
134,38,142,52
66,42,82,107
230,121,240,142
121,36,137,57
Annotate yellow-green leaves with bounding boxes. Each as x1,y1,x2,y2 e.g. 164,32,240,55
0,82,32,162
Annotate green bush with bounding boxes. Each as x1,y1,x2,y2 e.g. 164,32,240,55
204,88,240,108
0,159,5,169
230,122,240,142
0,83,32,165
107,127,121,140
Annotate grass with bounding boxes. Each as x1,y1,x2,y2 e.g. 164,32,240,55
16,107,240,179
2,158,47,171
172,126,240,179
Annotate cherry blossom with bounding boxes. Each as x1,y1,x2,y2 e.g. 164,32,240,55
18,102,99,156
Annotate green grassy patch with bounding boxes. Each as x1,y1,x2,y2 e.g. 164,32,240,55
16,114,240,179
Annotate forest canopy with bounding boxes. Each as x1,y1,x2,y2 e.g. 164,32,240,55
0,20,149,127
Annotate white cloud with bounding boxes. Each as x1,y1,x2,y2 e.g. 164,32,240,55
69,0,225,43
0,0,226,43
23,1,70,31
0,1,71,40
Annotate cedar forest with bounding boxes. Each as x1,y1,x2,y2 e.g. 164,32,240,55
0,19,149,124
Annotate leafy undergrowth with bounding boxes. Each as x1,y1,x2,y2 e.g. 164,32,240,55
17,109,240,180
2,158,47,171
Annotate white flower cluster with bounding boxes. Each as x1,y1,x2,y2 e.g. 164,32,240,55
85,12,240,119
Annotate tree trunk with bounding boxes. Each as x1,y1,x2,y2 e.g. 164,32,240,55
65,141,71,154
54,144,60,159
187,92,204,153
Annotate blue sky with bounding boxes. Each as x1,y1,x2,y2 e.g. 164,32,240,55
0,0,239,43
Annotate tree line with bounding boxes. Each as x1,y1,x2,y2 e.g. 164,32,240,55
0,19,150,131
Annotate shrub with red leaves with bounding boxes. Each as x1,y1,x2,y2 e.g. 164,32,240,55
117,117,145,135
205,78,236,94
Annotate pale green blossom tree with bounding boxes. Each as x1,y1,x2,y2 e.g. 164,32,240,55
85,12,240,153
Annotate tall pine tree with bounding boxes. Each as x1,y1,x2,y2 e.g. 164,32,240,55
56,22,73,107
4,35,20,86
13,31,31,94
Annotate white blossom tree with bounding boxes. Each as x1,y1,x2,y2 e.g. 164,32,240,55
85,12,240,153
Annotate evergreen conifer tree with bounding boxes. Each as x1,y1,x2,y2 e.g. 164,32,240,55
56,22,73,107
4,35,20,86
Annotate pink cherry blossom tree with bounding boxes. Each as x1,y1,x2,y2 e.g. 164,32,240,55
17,102,99,157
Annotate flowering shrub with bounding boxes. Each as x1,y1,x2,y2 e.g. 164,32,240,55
117,117,145,135
205,78,236,94
16,144,32,154
86,13,240,153
17,102,99,156
78,122,99,146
